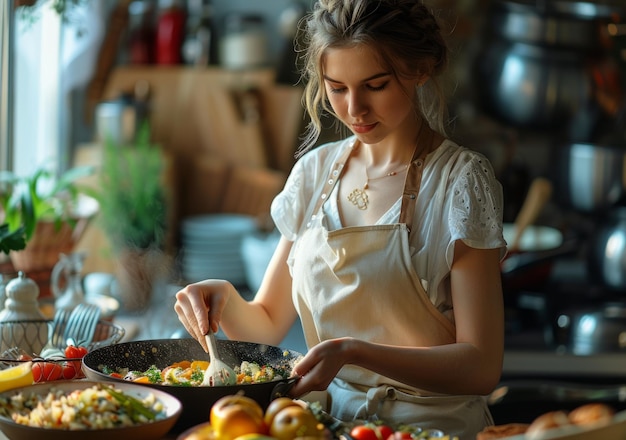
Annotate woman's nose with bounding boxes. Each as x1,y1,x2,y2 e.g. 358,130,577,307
348,93,368,117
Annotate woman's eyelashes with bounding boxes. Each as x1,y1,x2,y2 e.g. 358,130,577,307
327,82,389,94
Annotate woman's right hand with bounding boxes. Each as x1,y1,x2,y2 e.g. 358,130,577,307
174,279,236,352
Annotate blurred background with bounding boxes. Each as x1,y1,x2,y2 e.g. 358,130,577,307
1,0,626,423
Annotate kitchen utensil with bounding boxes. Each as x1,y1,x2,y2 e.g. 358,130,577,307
62,303,102,347
201,330,236,386
509,177,553,251
0,380,182,440
81,338,302,432
39,308,70,357
474,0,623,134
556,142,626,213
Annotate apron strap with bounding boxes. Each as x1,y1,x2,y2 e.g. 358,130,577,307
400,124,436,232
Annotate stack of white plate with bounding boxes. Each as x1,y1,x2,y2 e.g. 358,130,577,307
180,214,258,285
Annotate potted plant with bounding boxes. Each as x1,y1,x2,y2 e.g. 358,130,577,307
0,224,26,256
88,123,171,311
0,165,98,296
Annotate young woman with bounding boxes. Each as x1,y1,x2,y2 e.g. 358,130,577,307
175,1,507,438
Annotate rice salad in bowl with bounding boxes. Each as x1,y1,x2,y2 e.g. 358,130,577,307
0,380,182,440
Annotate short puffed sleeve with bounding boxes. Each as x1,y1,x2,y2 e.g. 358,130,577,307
447,152,505,251
271,159,310,241
271,140,349,241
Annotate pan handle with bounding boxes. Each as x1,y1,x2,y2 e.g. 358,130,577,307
501,238,579,275
271,375,300,399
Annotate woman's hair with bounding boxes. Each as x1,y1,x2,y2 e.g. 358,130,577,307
297,0,449,155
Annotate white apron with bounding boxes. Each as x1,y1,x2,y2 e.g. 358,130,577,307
290,139,494,440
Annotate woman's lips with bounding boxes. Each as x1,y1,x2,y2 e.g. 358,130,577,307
352,122,377,134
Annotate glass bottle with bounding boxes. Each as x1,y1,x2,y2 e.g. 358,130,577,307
51,252,86,312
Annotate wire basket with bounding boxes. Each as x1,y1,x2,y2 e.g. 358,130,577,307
0,320,126,367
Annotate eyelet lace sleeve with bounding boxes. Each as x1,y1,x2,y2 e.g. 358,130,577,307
448,154,505,250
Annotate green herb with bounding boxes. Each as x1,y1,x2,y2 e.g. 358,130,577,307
191,368,204,383
103,385,158,422
100,365,114,375
87,122,168,251
144,365,163,384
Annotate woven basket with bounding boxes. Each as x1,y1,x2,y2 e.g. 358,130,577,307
9,218,92,274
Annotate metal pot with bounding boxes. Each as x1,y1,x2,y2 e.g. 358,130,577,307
555,142,626,213
474,0,623,135
556,302,626,354
81,338,302,432
588,207,626,289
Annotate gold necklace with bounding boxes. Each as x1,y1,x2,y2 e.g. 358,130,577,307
347,163,409,210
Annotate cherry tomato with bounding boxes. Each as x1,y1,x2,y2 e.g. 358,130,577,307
350,425,379,440
62,361,77,380
64,345,88,359
377,425,394,439
32,362,63,382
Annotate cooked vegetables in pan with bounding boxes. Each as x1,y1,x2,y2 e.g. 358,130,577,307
99,360,291,387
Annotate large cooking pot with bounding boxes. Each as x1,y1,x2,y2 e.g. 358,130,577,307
474,0,623,135
81,338,302,432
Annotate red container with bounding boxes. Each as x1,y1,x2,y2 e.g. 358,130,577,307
155,2,186,65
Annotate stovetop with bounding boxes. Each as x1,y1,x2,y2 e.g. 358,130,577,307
503,257,626,381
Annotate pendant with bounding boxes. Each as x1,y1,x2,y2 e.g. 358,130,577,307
348,187,368,210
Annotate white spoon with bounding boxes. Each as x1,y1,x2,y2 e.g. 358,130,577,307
201,330,237,386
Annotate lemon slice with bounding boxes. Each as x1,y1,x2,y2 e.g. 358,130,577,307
0,362,34,392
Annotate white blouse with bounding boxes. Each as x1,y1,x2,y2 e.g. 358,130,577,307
271,136,507,319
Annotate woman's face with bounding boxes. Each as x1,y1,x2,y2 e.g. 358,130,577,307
322,44,421,144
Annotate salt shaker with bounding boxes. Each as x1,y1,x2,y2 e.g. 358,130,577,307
0,271,45,322
0,271,46,355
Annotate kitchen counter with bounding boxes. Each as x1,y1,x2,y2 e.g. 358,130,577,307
504,349,626,380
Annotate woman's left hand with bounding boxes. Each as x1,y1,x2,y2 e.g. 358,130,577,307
288,338,354,397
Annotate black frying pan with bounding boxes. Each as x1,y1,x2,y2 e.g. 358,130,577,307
81,338,302,432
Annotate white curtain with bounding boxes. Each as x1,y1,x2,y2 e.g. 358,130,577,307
13,0,105,176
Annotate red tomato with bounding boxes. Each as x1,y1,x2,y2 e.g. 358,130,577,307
32,362,63,382
350,425,379,440
377,425,394,439
64,345,88,359
62,362,77,380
